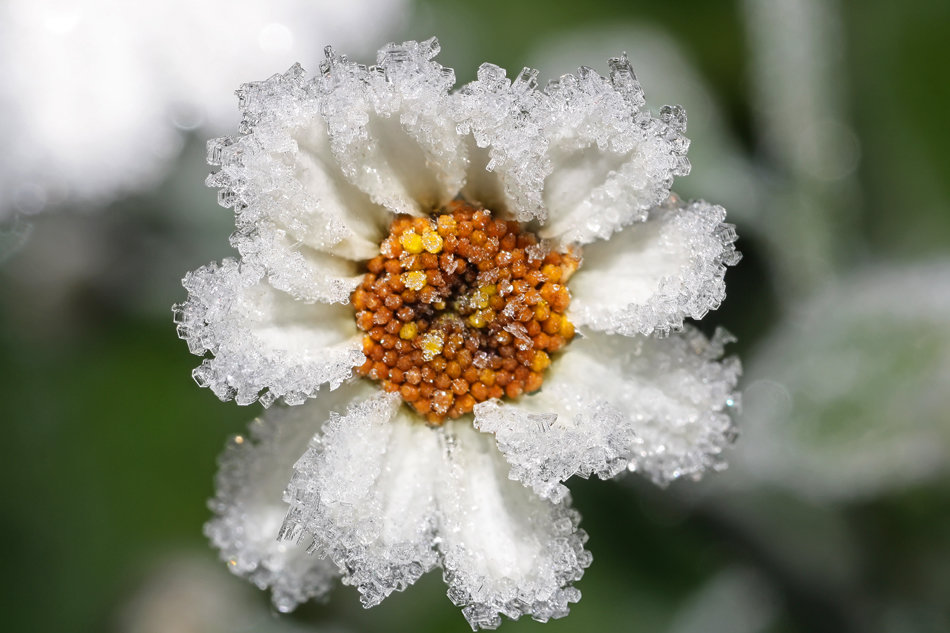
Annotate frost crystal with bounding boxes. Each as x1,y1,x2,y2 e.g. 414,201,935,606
539,55,691,243
277,395,590,628
173,259,364,406
184,37,740,631
569,196,741,336
204,388,372,612
476,327,740,502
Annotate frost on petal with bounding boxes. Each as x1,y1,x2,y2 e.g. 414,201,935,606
207,64,388,273
437,423,591,630
173,259,363,406
230,222,364,305
280,393,442,607
205,386,374,612
478,328,739,498
317,38,467,215
539,54,691,244
453,63,551,221
569,196,741,336
474,398,631,503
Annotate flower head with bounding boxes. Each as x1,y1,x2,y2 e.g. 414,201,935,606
175,38,741,630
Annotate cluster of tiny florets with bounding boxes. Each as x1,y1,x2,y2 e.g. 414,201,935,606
353,200,579,424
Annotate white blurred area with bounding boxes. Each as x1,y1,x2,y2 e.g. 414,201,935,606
115,553,347,633
0,0,407,219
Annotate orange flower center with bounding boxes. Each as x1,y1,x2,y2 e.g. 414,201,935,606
352,200,579,425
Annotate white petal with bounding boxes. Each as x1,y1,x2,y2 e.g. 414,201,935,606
569,196,740,336
205,384,375,613
206,64,387,263
538,55,691,244
280,392,442,607
231,222,364,305
318,38,467,216
473,397,631,503
478,328,739,497
436,423,590,630
174,259,363,406
453,63,550,221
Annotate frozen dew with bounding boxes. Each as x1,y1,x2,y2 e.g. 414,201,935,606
203,389,386,611
279,391,442,608
277,394,591,629
437,423,591,629
173,259,364,406
568,195,741,336
476,326,741,501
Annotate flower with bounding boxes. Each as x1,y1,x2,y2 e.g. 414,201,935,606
174,38,741,630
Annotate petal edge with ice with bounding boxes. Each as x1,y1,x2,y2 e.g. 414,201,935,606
569,196,741,336
538,54,692,244
477,327,740,499
174,258,364,406
205,389,382,612
280,392,442,607
437,423,591,630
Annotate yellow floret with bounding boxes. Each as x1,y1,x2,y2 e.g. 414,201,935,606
401,270,428,291
531,350,551,373
420,331,444,361
467,309,494,329
399,322,418,340
421,230,444,254
467,312,486,328
399,231,424,254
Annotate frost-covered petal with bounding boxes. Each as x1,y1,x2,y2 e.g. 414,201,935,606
436,422,590,630
473,398,628,503
453,63,550,221
477,327,739,500
230,222,365,305
207,64,390,267
569,196,740,336
205,385,374,612
280,392,442,607
173,259,363,406
318,38,467,216
538,55,691,244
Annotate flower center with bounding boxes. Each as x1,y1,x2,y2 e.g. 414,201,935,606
353,200,579,425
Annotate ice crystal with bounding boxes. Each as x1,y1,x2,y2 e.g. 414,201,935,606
174,259,363,406
476,327,740,502
569,196,741,336
278,392,591,627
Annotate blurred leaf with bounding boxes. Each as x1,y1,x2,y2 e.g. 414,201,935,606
727,261,950,500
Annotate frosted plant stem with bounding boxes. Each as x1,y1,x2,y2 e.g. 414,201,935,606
743,0,859,299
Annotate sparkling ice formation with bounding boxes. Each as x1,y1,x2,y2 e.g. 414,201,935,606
176,38,741,630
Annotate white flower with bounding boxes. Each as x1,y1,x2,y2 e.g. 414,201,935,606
175,38,741,630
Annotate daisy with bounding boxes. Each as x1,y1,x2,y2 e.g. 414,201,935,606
174,38,741,630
